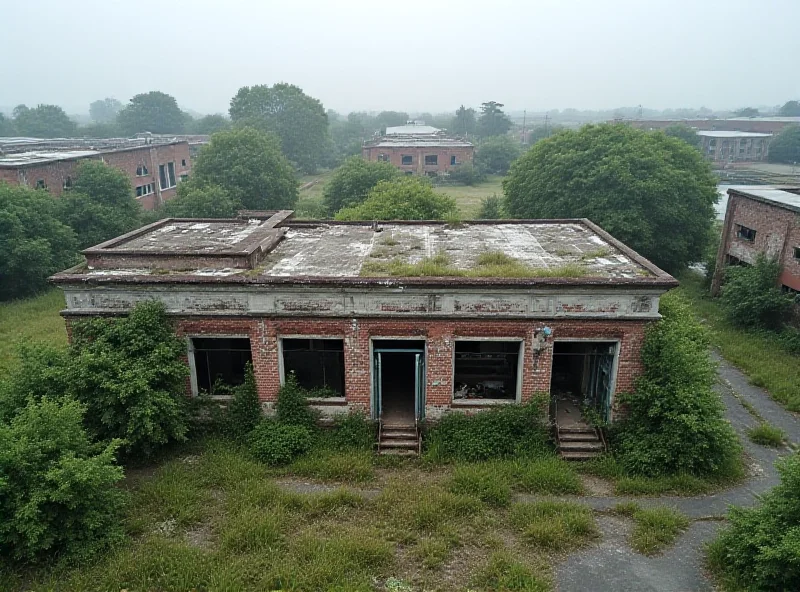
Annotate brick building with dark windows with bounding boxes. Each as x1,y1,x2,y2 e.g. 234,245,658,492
712,187,800,295
0,137,192,210
362,124,474,176
51,211,676,452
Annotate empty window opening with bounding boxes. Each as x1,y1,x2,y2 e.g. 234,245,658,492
454,341,520,401
136,164,149,176
794,246,800,260
136,183,154,197
159,164,167,189
378,153,389,162
181,159,187,167
180,174,189,182
424,154,438,166
62,176,72,190
551,341,616,425
450,155,457,165
735,224,756,242
281,338,345,396
401,155,413,165
191,337,253,395
167,162,176,187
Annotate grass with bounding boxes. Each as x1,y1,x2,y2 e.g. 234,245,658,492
0,290,67,377
509,501,598,552
436,175,506,217
362,250,588,279
676,271,800,411
612,503,690,556
469,551,551,591
746,422,786,448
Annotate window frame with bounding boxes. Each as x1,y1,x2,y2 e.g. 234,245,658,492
451,337,525,404
401,154,413,165
424,154,438,166
794,246,800,260
187,335,254,397
735,223,756,242
277,335,347,398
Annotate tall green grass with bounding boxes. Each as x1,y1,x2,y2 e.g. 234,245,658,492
0,290,66,376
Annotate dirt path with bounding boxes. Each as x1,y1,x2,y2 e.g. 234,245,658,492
554,354,798,592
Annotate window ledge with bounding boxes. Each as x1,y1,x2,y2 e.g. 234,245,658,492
306,397,347,406
451,398,517,407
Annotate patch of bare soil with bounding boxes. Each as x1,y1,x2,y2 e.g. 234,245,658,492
579,474,615,496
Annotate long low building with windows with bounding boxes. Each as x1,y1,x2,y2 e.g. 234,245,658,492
51,211,676,452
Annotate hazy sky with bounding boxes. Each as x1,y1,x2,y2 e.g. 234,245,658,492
3,0,799,116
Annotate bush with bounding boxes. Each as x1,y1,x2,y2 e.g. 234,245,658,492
708,453,800,591
334,177,458,221
475,135,522,174
275,373,317,429
766,124,800,164
477,194,504,219
720,255,794,331
615,293,741,476
445,162,486,186
746,422,785,447
322,156,401,215
424,398,549,462
224,363,262,442
248,421,313,466
0,398,126,563
327,411,376,451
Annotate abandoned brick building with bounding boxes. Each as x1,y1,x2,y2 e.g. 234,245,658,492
0,137,193,210
362,124,474,175
712,186,800,295
52,212,676,452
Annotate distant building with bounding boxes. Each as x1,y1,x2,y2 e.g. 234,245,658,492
0,137,196,209
711,187,800,295
621,117,800,135
362,124,474,176
698,131,772,163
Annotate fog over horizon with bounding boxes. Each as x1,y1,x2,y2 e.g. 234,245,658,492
3,0,799,116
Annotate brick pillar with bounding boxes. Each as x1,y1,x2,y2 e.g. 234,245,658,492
345,319,371,413
425,326,454,410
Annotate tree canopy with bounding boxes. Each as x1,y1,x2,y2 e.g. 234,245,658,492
0,113,15,137
0,183,79,300
374,111,409,130
335,178,457,221
323,156,401,215
12,104,77,138
477,101,512,138
117,91,186,135
475,135,523,174
767,125,800,164
663,124,701,148
89,98,122,124
451,106,476,137
778,100,800,117
57,161,142,249
733,107,759,117
161,178,238,218
191,127,298,210
229,83,329,173
503,124,718,273
190,114,231,135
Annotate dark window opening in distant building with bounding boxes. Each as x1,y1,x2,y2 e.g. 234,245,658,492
735,224,756,242
425,155,438,166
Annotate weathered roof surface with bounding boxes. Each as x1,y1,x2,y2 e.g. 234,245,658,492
697,131,772,138
0,137,189,168
53,216,676,287
0,149,100,166
369,137,474,148
385,125,441,135
728,187,800,214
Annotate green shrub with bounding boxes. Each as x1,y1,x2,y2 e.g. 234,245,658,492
424,398,549,462
720,255,794,331
275,373,317,429
0,398,126,562
615,293,741,476
445,162,486,186
249,421,313,466
223,363,261,441
470,551,550,591
747,422,786,447
708,453,800,591
327,411,375,451
477,194,504,219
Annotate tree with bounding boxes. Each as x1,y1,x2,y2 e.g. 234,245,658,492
451,106,477,137
478,194,504,219
527,124,565,145
191,127,298,210
778,100,800,117
190,114,231,135
0,113,14,136
503,124,718,273
13,104,77,138
767,125,800,164
663,124,701,148
78,122,121,138
161,178,238,218
89,98,122,123
0,183,79,300
335,178,457,221
374,111,410,130
477,101,512,138
322,156,401,215
329,112,375,163
229,83,329,173
733,107,759,117
475,135,522,174
57,160,142,249
117,91,186,135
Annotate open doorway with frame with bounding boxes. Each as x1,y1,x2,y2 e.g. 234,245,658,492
550,341,617,428
372,340,425,426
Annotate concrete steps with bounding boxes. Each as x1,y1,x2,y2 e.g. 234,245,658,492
556,425,605,461
379,424,420,455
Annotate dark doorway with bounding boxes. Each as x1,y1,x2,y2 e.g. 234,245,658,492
550,341,616,426
373,340,425,425
191,337,253,394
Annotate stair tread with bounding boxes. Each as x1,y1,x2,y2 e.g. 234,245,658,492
560,451,602,461
379,449,418,456
382,431,417,438
558,426,596,434
559,441,604,450
380,440,418,448
559,433,600,442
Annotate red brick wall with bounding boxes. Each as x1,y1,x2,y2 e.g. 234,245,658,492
715,194,800,292
0,142,191,210
362,145,475,174
166,316,648,418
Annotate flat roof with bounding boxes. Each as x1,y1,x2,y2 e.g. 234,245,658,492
368,138,474,148
385,125,441,135
0,138,188,168
697,131,772,138
53,215,676,288
0,149,101,166
728,187,800,214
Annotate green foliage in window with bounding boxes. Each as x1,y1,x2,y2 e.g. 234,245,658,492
223,363,262,442
721,255,794,331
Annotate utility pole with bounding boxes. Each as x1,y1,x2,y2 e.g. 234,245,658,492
521,110,527,145
544,113,550,137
